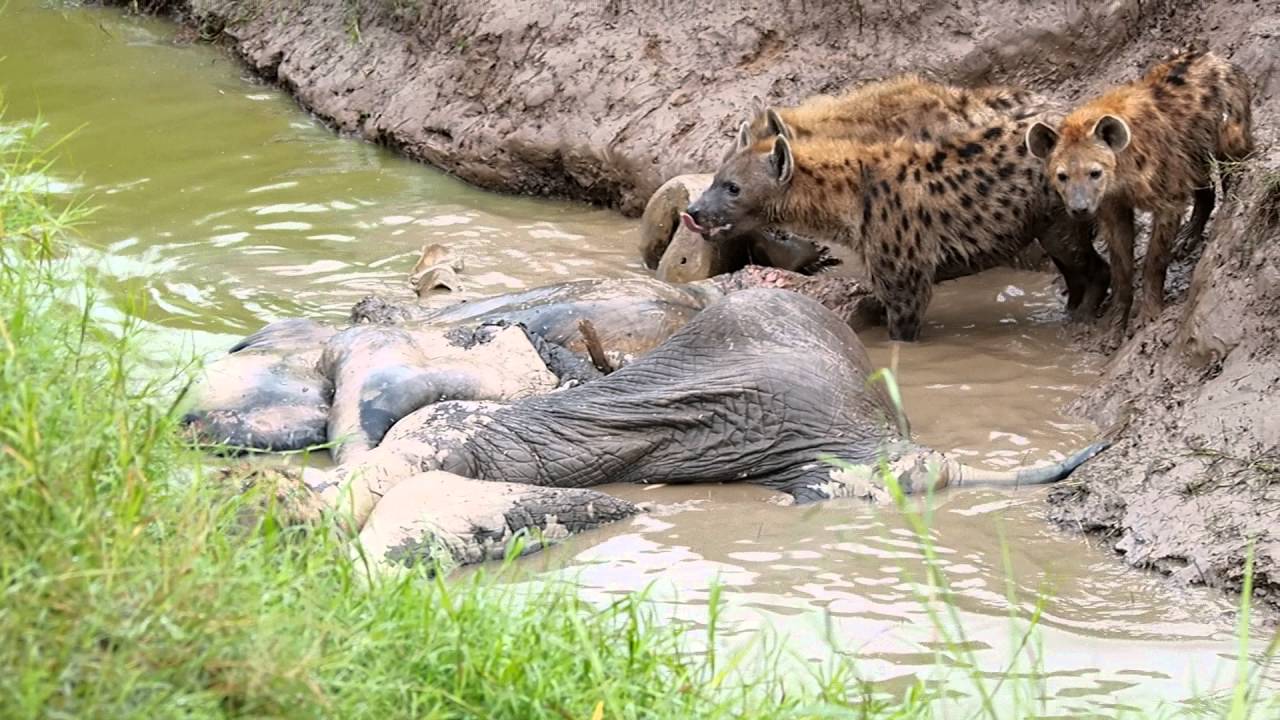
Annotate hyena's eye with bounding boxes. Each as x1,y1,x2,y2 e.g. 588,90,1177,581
1056,171,1068,183
723,181,741,196
1089,169,1103,180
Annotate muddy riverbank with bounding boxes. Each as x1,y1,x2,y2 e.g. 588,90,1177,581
106,0,1280,608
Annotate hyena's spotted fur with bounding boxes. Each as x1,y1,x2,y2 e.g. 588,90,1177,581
687,113,1109,341
690,76,1107,327
740,74,1047,150
1027,50,1255,330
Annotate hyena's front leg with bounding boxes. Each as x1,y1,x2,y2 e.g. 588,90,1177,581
1098,200,1137,333
1037,215,1110,319
875,265,935,342
1138,210,1180,326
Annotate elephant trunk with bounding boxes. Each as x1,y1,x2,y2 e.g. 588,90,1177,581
941,441,1109,488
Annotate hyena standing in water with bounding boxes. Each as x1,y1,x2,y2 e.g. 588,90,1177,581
1026,50,1255,331
683,77,1109,339
685,110,1110,342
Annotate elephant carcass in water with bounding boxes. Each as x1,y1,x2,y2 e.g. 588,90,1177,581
186,267,880,461
288,289,1104,570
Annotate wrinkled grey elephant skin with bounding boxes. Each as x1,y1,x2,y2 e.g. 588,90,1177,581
356,289,900,500
333,289,1106,505
187,267,879,459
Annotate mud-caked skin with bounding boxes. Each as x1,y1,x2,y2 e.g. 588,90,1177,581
687,112,1110,341
1026,50,1255,331
181,319,336,452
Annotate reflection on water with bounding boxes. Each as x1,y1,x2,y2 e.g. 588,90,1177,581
3,1,1273,714
533,482,1261,712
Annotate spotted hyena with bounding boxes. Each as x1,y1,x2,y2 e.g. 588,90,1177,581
690,77,1107,323
686,111,1110,342
738,74,1046,151
1026,50,1254,330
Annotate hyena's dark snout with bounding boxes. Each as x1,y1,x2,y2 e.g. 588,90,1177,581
682,196,713,236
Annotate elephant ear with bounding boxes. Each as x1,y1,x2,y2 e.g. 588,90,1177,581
769,135,795,184
1092,114,1131,152
1025,121,1059,160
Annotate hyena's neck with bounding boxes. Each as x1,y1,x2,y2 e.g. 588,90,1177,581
766,163,867,243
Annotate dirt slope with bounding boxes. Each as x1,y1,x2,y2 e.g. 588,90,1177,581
143,0,1266,215
123,0,1278,607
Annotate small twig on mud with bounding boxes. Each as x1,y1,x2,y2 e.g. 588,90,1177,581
1191,557,1211,588
1188,447,1280,478
1182,446,1280,497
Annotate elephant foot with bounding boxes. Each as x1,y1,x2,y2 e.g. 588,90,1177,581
357,471,639,573
212,464,639,573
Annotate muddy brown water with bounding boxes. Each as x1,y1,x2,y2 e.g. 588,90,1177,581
4,1,1272,713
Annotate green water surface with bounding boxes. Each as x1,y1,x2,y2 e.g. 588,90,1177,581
1,0,640,350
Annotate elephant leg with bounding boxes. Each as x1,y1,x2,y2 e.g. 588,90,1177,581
323,324,557,464
210,462,635,572
357,471,639,572
183,319,335,453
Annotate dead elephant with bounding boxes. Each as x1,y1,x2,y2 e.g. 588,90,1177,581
186,287,1106,572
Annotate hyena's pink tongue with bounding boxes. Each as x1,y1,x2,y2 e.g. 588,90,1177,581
680,212,708,235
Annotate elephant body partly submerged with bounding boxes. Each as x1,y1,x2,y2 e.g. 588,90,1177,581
188,278,1103,571
186,267,880,460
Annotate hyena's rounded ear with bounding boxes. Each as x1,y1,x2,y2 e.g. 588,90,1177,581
1093,115,1131,152
770,135,794,184
764,108,794,141
1025,122,1059,160
723,121,754,162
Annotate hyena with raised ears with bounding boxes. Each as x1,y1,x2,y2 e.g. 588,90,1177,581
1026,50,1255,331
686,111,1110,342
